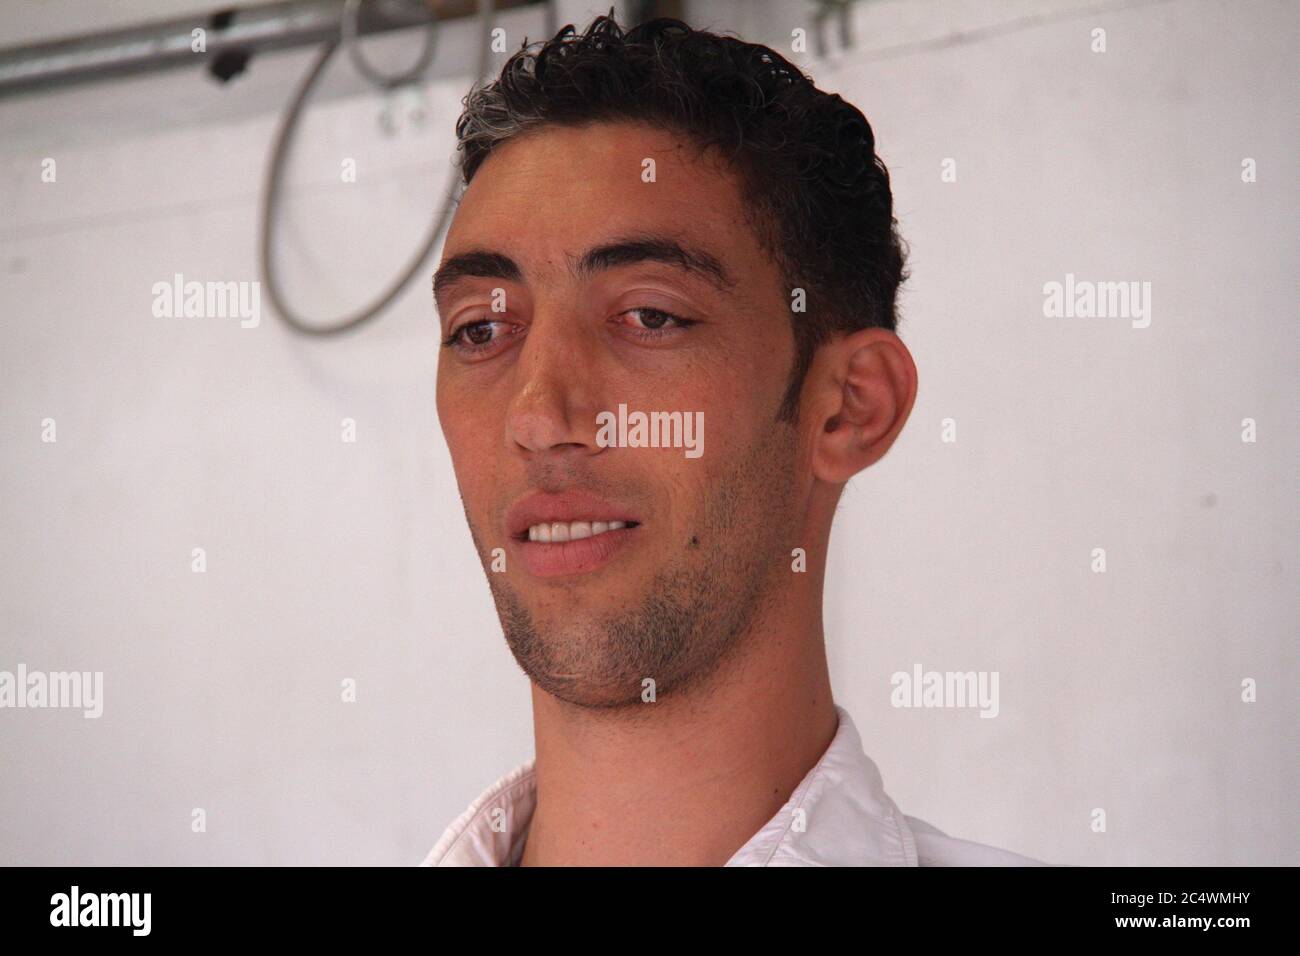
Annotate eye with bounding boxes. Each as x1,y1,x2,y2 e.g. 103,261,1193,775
443,319,512,353
616,307,696,339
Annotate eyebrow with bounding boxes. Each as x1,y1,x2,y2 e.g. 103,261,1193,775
432,250,521,302
432,233,735,311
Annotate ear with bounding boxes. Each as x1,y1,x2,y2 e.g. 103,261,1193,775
806,328,918,484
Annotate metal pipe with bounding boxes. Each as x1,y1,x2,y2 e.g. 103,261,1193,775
0,0,544,97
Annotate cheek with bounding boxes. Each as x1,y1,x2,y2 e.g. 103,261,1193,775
437,386,496,479
652,464,712,552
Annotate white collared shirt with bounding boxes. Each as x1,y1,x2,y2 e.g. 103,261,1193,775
421,704,1047,866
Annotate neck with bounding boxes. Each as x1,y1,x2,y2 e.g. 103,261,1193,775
518,570,837,867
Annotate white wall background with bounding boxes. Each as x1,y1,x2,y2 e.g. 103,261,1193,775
0,0,1294,865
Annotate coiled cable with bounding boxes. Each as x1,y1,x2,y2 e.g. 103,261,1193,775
259,0,496,336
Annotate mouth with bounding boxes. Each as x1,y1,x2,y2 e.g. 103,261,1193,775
505,491,643,578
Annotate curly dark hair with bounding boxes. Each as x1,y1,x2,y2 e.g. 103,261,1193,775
454,13,907,422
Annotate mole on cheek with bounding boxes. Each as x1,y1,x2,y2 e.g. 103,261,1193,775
689,535,700,548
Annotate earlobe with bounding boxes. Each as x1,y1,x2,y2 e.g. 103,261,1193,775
809,329,918,484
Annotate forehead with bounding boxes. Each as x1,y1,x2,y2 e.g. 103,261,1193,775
444,122,758,270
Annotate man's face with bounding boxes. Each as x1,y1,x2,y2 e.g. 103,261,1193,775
435,121,804,708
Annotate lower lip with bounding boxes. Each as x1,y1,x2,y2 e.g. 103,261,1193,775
512,527,636,578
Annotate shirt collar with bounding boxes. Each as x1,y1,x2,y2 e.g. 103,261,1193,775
421,704,918,867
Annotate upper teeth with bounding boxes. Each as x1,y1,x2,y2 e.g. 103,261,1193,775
528,520,628,543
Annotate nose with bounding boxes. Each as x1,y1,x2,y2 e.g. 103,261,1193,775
504,310,603,460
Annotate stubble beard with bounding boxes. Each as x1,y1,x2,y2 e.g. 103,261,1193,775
468,423,800,711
